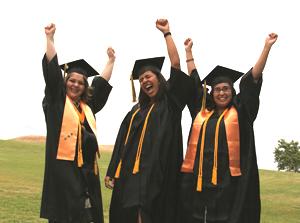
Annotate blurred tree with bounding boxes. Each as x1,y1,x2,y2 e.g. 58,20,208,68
274,139,300,172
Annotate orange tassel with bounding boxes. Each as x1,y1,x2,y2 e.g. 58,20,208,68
132,104,155,175
115,160,122,178
212,167,217,185
131,75,137,102
77,124,83,167
211,108,228,186
114,108,141,178
197,177,203,192
133,159,140,174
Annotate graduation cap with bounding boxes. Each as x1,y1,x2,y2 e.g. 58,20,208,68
130,56,165,102
59,59,100,78
199,65,244,112
202,65,243,87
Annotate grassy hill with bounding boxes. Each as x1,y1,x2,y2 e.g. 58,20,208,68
0,139,299,223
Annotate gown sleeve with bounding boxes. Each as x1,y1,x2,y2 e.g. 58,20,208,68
186,68,204,119
42,54,64,101
238,68,263,123
88,76,112,114
167,67,193,111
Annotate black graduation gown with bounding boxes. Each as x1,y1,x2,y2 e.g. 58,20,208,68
180,69,262,223
106,68,193,223
40,54,112,223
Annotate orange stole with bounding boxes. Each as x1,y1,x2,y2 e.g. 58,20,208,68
181,109,213,173
181,106,241,176
56,96,99,161
224,107,241,176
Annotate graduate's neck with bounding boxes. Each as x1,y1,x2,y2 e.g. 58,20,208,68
216,107,226,115
150,97,156,104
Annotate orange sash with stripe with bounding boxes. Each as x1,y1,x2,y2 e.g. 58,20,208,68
56,96,99,161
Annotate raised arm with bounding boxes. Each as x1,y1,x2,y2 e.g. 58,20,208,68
45,23,57,62
252,33,278,81
156,19,180,69
184,38,196,75
100,47,116,81
88,47,114,113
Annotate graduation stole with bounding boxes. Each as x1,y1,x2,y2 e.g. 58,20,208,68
56,96,99,170
115,104,155,178
181,80,241,191
181,106,241,192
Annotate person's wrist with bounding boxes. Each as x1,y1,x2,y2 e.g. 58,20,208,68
109,56,116,62
164,32,171,38
47,36,54,42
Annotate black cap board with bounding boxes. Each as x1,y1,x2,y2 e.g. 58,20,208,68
202,65,243,87
60,59,100,78
131,56,165,80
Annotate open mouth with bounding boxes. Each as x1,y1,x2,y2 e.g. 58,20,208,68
218,97,228,102
143,83,154,94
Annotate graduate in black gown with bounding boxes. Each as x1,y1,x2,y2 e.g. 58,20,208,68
179,34,278,223
40,23,115,223
104,19,193,223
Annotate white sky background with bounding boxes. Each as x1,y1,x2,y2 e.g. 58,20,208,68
0,0,299,170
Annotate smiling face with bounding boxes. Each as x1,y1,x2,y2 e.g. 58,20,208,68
138,70,160,100
212,82,233,111
66,72,86,102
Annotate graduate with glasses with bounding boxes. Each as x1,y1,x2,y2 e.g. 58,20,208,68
179,33,278,223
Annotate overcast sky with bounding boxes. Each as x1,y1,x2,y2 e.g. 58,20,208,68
0,0,299,170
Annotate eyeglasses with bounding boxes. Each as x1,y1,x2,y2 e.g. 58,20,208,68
213,86,231,94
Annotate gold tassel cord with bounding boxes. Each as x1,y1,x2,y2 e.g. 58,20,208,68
212,108,229,185
114,108,141,178
114,160,122,178
125,108,141,145
133,104,155,174
77,123,83,167
73,103,85,168
196,111,213,192
196,80,214,192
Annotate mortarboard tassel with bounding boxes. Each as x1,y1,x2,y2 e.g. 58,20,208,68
63,63,68,78
201,81,207,112
131,75,137,102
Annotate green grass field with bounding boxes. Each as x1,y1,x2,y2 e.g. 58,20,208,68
0,139,299,223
